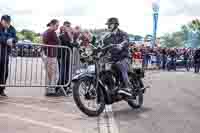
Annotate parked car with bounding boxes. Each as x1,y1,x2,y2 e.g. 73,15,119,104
166,55,192,71
12,42,41,57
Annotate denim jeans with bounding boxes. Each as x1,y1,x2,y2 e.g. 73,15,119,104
115,58,130,88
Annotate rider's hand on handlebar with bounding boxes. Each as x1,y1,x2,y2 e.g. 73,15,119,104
92,46,101,55
115,44,123,50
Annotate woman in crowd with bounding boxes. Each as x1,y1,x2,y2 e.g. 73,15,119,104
42,19,60,96
80,30,92,48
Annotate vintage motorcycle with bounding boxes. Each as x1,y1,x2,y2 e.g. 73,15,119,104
72,43,148,117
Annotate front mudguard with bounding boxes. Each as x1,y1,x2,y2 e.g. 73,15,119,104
97,80,113,105
71,73,95,90
72,72,95,82
72,72,112,105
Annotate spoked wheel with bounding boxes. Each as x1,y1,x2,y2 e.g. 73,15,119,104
73,77,105,117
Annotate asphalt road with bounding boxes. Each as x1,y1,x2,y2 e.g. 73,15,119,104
0,70,200,133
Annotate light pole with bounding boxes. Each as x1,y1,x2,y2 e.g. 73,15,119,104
152,0,160,48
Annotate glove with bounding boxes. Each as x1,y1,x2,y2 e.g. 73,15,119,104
7,38,14,47
93,46,101,54
115,44,123,50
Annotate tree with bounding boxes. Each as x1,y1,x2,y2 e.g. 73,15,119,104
144,34,153,41
161,19,200,48
20,29,37,42
16,32,25,40
161,32,184,48
16,29,41,43
134,35,143,41
33,36,42,43
181,19,200,48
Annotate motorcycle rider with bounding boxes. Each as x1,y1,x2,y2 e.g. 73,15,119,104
102,17,132,96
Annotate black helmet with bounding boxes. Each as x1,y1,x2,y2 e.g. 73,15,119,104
106,17,119,25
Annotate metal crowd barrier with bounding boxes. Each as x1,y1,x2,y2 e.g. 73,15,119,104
0,43,79,96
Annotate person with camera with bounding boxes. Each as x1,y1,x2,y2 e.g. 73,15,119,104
56,21,74,95
0,15,17,96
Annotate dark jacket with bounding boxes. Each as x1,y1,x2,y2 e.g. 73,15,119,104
0,23,17,56
58,32,74,59
103,29,129,61
169,50,177,59
183,52,189,60
59,32,74,48
162,49,167,56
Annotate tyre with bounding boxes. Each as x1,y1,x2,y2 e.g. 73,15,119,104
73,77,105,117
127,76,144,109
127,92,143,109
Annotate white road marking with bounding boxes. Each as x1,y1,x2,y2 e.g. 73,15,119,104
0,96,75,106
0,113,74,133
0,101,81,119
139,113,149,119
1,96,70,102
98,105,120,133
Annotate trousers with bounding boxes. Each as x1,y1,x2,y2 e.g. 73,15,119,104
0,55,9,92
115,58,130,88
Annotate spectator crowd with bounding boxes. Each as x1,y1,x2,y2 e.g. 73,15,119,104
42,19,96,96
129,44,200,73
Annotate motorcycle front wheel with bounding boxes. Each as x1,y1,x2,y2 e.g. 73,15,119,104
73,77,105,117
127,92,143,109
127,77,144,109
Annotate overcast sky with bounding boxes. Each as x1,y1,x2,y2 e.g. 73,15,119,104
0,0,200,36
